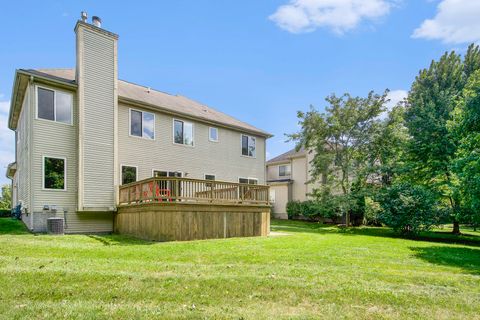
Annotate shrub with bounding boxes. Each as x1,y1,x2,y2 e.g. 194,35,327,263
286,199,342,222
375,183,441,235
0,209,11,218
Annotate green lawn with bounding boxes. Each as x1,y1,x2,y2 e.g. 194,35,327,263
1,218,479,319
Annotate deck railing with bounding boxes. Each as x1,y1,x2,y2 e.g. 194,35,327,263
118,177,270,206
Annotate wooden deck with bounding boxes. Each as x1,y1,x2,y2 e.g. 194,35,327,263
115,177,271,241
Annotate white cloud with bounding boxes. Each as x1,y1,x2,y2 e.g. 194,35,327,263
0,100,10,115
412,0,480,44
385,89,407,111
378,89,407,119
0,100,14,185
269,0,395,34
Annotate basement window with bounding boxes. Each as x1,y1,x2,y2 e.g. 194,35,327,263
43,157,66,190
130,109,155,139
239,177,258,185
37,87,72,124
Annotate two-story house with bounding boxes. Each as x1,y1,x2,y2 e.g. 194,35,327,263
6,15,271,234
266,147,317,219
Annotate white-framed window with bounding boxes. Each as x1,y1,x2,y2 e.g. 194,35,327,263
279,164,291,177
204,174,216,181
241,134,256,157
238,177,258,185
153,170,183,178
121,165,137,185
43,156,66,190
36,86,73,125
173,119,194,146
209,127,218,142
130,109,155,139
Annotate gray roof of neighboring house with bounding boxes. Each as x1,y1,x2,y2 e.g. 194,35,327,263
266,146,306,164
17,68,271,137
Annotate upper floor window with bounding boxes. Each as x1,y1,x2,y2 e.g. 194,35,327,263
241,134,256,157
209,127,218,142
37,87,72,125
130,109,155,139
174,119,194,146
121,165,137,185
279,165,291,177
43,156,66,190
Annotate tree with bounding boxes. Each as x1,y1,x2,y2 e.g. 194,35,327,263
404,45,480,234
288,91,388,226
0,184,12,210
376,183,442,236
450,69,480,228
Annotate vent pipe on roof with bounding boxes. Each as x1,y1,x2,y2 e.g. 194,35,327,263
81,11,88,23
92,16,102,28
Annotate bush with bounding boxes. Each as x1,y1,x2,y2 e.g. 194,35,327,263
375,183,441,235
286,201,302,219
0,209,11,218
286,199,342,222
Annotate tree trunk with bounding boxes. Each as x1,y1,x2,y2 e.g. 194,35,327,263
452,220,460,234
345,211,350,227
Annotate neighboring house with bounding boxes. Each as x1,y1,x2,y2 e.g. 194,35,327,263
6,15,271,233
266,147,317,219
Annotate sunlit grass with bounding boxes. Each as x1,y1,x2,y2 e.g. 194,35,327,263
0,218,479,319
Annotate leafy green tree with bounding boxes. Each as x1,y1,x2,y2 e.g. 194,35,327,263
450,69,480,228
376,183,442,235
404,45,480,234
288,91,388,226
0,184,12,210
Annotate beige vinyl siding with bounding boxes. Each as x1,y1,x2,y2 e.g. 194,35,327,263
30,83,112,233
270,184,289,218
291,157,308,202
118,103,266,184
16,85,32,228
78,27,116,209
266,162,291,181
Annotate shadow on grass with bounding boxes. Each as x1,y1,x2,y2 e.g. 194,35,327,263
271,219,480,247
410,246,480,275
0,218,29,235
86,234,154,246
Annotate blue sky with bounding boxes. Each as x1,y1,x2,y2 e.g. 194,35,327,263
1,0,479,185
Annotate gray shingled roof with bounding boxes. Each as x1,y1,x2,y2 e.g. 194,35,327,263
23,68,271,137
267,146,306,164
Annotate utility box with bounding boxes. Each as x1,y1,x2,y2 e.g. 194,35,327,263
47,217,64,235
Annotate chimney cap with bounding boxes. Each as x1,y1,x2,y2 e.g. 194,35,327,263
92,16,102,28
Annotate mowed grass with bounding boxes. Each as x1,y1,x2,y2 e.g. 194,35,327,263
0,218,479,319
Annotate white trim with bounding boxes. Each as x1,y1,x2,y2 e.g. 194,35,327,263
208,127,219,142
120,164,138,185
42,155,67,191
35,84,73,126
238,177,258,184
240,134,256,158
128,108,155,140
152,169,184,178
172,118,195,147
